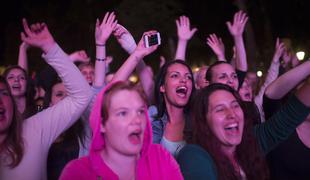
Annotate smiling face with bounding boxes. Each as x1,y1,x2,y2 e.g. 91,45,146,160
210,63,239,91
206,90,244,150
101,89,147,156
160,63,193,108
5,68,27,98
0,82,14,135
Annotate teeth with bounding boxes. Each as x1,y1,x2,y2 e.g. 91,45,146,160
177,86,187,91
226,123,238,129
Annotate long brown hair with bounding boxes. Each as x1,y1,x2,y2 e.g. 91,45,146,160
3,65,36,119
190,83,269,180
0,76,24,168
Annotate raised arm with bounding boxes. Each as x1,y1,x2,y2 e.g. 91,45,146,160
265,57,310,100
21,18,92,143
111,31,159,83
226,11,248,71
18,42,30,72
206,33,226,61
113,24,155,102
175,16,197,61
94,12,117,87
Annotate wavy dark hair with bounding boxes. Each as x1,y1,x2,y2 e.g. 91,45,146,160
3,65,36,119
154,60,195,119
0,76,24,168
190,83,269,180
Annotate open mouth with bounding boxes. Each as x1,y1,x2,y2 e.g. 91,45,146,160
12,84,21,90
224,123,239,132
244,92,251,99
176,86,188,98
128,129,142,145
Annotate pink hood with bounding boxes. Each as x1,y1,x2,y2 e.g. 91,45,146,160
61,82,183,179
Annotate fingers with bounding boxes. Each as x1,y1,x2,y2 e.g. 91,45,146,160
22,18,33,37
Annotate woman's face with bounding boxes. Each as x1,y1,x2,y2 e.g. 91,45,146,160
5,68,27,97
160,63,193,108
206,90,244,150
211,64,239,91
101,89,147,156
238,79,253,102
0,82,14,135
80,65,94,85
50,83,67,107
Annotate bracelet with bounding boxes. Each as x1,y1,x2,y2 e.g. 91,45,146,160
96,58,106,61
96,43,105,47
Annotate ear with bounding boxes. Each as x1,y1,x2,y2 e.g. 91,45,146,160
100,118,106,133
160,85,165,93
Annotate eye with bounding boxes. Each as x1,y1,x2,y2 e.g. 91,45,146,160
137,108,145,115
219,75,227,79
215,106,224,113
185,74,193,80
232,74,238,79
7,76,14,80
232,101,241,109
19,76,26,80
56,92,64,97
117,111,127,117
0,90,10,96
170,73,179,78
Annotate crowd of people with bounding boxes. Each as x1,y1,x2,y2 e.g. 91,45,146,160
0,9,310,180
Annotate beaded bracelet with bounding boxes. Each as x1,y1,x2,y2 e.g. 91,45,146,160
96,58,106,61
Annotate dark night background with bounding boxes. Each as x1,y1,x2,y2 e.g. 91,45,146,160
1,0,310,76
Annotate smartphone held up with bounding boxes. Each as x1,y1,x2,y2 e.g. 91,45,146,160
144,32,161,48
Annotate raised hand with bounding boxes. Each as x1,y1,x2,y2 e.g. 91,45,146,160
20,18,55,53
272,38,285,63
206,33,225,60
113,24,137,54
226,11,248,37
176,16,197,41
95,12,118,45
133,31,159,59
69,50,90,63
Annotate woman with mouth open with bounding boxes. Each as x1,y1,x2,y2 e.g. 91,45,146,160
60,81,183,180
177,82,310,180
149,60,195,157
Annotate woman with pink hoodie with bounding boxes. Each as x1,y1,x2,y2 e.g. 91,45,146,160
60,81,183,180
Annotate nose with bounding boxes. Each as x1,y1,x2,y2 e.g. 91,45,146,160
225,108,236,119
132,113,143,125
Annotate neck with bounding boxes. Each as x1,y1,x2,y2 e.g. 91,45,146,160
14,96,26,114
296,120,310,148
165,102,184,123
101,147,137,180
221,146,241,173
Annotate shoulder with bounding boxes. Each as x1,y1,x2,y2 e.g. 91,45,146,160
177,144,217,180
60,157,93,180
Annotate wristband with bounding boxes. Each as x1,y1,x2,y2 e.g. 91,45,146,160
96,43,105,47
96,58,106,61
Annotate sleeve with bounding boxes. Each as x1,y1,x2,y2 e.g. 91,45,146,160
254,61,280,122
254,95,310,154
25,43,92,146
148,106,163,144
176,145,217,180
